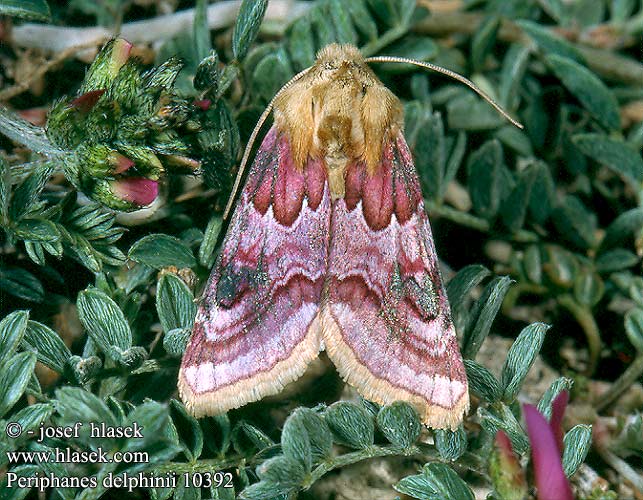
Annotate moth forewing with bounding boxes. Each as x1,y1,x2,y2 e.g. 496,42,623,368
180,43,519,429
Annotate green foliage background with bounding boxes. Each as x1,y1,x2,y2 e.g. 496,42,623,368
1,0,642,498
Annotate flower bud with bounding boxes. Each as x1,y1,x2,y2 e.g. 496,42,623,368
489,431,528,500
110,178,159,206
82,38,133,93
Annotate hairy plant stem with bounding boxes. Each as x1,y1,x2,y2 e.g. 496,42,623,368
155,456,242,474
302,444,423,488
595,353,643,412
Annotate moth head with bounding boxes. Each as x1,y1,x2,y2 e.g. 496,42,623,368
273,44,403,172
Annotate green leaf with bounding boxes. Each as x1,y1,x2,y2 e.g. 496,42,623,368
447,264,490,315
518,20,584,62
324,401,374,449
252,50,292,102
462,276,513,359
0,0,51,22
22,320,72,374
282,408,332,466
467,140,505,219
156,273,197,333
198,216,222,269
538,377,574,419
434,426,467,461
287,18,316,71
600,208,643,253
0,352,36,418
552,195,597,250
329,0,358,45
163,327,190,357
0,310,28,359
407,107,444,201
255,455,306,489
395,462,475,500
232,0,268,60
0,267,44,302
625,308,643,353
501,162,543,231
573,134,643,187
479,404,529,455
500,323,549,401
562,424,592,477
573,269,604,307
546,54,620,130
193,0,211,62
13,219,60,242
346,1,378,41
10,402,54,439
77,287,132,360
448,93,505,130
595,248,640,273
232,421,274,455
464,359,502,403
8,163,53,220
281,412,312,471
55,386,117,427
471,16,500,71
376,402,421,449
129,234,196,270
0,465,40,500
170,399,203,461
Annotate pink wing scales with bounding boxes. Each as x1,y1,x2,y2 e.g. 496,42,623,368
322,133,469,429
179,127,331,417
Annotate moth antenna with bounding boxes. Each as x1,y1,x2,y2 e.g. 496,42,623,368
364,56,523,130
223,66,313,220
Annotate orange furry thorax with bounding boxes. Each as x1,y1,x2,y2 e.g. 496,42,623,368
273,44,403,198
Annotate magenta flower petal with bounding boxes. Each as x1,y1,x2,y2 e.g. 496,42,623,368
524,404,574,500
111,178,158,206
193,99,212,111
550,391,569,454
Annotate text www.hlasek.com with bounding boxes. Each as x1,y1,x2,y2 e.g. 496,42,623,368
6,448,148,465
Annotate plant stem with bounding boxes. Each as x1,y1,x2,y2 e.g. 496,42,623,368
11,1,312,53
595,353,643,412
428,202,491,232
155,456,242,474
303,444,421,488
0,107,61,156
596,446,643,492
557,295,601,376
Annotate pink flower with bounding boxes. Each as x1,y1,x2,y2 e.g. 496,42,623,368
523,393,574,500
111,178,158,206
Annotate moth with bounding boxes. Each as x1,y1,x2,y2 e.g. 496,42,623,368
179,44,520,429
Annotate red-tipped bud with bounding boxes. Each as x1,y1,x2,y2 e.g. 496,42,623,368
111,153,135,174
70,89,106,113
110,38,133,75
